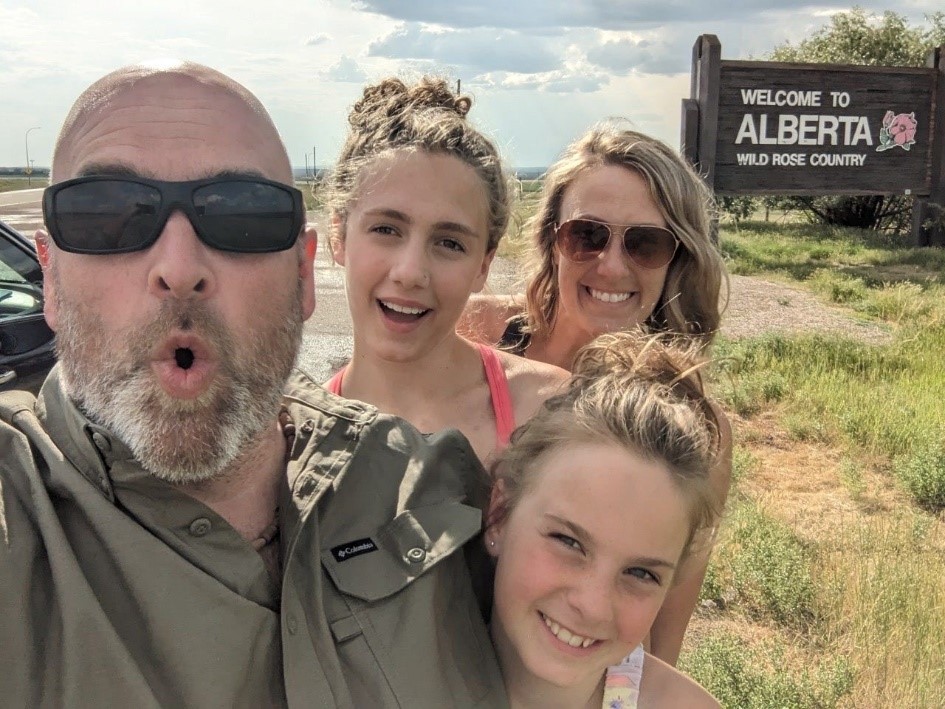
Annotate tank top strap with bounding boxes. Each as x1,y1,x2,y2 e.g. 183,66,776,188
476,343,515,448
602,645,645,708
324,366,346,396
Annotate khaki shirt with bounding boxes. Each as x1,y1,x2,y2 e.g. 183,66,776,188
0,367,506,708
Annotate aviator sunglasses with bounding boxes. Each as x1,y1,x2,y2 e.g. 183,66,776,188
554,218,679,270
43,175,305,255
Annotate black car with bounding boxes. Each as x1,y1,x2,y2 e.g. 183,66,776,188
1,219,55,393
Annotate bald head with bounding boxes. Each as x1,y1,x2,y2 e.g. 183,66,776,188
52,61,293,184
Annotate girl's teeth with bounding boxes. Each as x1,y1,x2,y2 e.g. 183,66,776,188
589,288,631,303
382,301,427,315
542,613,594,648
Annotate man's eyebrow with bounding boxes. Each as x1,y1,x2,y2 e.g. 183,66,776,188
76,162,141,178
362,207,481,238
75,163,268,181
544,513,677,570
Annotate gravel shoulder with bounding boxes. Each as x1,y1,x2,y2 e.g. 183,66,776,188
721,273,892,343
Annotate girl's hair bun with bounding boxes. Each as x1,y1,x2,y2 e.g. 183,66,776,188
349,77,471,130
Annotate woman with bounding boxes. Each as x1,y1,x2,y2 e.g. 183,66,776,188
463,125,731,665
324,77,567,462
486,331,721,708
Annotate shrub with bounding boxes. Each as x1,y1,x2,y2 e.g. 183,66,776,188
894,438,945,510
681,631,854,709
807,268,868,304
706,500,816,628
862,281,930,323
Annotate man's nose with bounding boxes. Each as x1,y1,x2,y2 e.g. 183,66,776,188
147,211,216,300
389,241,430,289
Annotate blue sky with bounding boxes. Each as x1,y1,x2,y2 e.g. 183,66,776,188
1,1,941,170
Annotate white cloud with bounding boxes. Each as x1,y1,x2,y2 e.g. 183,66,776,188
323,55,368,83
586,32,689,75
475,67,609,93
368,24,561,74
305,33,331,46
353,0,945,30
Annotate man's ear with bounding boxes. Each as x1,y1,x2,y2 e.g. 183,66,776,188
329,212,346,266
34,229,58,331
299,226,317,320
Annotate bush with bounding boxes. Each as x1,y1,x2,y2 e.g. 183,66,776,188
894,438,945,510
862,282,930,323
705,500,816,628
681,631,854,709
807,268,868,305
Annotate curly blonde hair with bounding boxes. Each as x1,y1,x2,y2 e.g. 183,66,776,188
325,76,509,251
490,330,721,562
522,124,727,349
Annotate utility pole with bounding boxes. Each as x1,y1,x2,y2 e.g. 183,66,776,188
25,126,40,186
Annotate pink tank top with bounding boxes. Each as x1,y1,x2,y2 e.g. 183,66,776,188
323,344,515,448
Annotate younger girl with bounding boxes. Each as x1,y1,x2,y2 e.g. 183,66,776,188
486,331,721,708
324,77,567,462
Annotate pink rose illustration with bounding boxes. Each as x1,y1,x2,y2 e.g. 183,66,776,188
877,111,917,151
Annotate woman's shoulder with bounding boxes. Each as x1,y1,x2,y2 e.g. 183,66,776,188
638,652,720,709
458,294,525,345
495,348,568,423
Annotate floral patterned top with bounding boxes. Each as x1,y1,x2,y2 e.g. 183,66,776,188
602,645,644,709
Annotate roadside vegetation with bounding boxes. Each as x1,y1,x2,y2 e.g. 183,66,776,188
0,177,45,193
678,220,945,707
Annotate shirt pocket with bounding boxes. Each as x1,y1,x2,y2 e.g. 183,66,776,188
321,501,501,706
321,501,481,603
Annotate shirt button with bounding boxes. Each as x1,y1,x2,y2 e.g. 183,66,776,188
286,615,299,635
406,547,427,563
189,518,212,536
91,431,111,452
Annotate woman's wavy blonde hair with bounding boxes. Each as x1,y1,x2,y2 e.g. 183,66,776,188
522,123,727,349
490,330,721,563
325,76,509,252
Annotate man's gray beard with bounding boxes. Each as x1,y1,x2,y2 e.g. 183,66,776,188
54,285,303,485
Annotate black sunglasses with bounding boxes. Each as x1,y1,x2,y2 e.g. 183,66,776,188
555,218,679,270
43,176,305,255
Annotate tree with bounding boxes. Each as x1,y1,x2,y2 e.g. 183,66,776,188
768,8,945,234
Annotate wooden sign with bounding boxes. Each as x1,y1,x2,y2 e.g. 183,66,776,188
682,34,945,245
717,63,933,195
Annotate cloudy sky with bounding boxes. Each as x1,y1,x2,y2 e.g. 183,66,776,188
1,1,940,170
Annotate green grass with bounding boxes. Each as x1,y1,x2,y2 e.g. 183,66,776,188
682,631,853,709
703,497,815,628
721,221,945,286
695,220,945,705
0,176,46,192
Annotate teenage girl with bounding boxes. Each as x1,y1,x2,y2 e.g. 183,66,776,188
485,331,722,708
324,77,567,462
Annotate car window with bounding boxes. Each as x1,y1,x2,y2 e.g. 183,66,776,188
0,233,44,321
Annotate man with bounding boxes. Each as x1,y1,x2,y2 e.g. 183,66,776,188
0,63,506,707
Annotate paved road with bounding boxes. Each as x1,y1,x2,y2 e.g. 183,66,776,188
1,189,519,383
